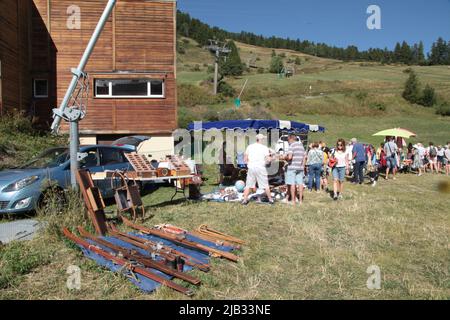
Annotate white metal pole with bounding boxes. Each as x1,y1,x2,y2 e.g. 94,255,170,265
50,0,117,188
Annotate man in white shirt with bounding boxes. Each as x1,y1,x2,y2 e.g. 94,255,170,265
241,134,274,205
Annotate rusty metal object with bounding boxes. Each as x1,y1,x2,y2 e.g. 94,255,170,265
76,169,107,235
121,216,239,263
107,224,210,272
62,228,194,296
77,227,201,285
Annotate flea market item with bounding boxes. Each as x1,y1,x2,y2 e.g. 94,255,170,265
76,169,108,235
108,223,211,272
156,224,241,249
62,228,194,296
235,180,246,192
124,153,157,178
121,216,239,262
111,170,145,220
77,227,200,285
196,225,246,246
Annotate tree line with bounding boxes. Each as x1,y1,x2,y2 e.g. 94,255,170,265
177,11,450,65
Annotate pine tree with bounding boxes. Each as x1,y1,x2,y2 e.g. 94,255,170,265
402,70,421,104
394,42,402,63
400,41,413,64
429,37,448,65
417,41,426,65
220,40,243,77
421,84,437,107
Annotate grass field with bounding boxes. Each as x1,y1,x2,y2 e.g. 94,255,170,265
1,170,449,300
1,39,449,300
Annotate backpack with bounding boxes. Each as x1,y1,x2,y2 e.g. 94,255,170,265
429,147,437,158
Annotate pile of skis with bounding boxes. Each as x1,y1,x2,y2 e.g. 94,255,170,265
63,217,245,296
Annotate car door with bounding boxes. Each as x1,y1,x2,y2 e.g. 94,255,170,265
99,147,132,198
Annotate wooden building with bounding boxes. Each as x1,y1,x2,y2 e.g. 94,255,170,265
0,0,177,146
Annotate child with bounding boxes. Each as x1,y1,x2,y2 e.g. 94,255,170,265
367,145,379,187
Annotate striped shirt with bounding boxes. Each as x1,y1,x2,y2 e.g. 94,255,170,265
286,142,305,171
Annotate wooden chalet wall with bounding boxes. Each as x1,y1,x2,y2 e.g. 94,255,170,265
0,0,32,115
32,0,177,136
0,0,57,126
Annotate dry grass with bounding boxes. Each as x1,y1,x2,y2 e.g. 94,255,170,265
1,171,449,300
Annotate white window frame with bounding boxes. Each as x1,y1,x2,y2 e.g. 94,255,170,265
94,79,165,99
33,79,48,98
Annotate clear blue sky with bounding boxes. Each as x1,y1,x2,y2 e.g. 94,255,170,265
177,0,450,53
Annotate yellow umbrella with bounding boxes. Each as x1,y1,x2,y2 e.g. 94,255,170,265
373,128,417,139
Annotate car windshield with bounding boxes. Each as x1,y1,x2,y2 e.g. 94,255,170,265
20,148,69,169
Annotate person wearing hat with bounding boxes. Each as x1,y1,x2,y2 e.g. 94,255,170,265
241,134,275,205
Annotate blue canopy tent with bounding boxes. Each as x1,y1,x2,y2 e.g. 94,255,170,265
187,120,325,133
185,120,326,162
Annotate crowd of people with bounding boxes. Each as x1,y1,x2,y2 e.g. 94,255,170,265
238,134,450,206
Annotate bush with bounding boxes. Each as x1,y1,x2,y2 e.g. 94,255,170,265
269,56,284,74
247,105,274,119
369,102,387,112
177,84,219,107
295,57,302,65
218,81,236,97
436,103,450,116
207,65,215,74
218,109,245,121
257,67,265,74
421,84,437,107
178,107,197,128
177,41,186,55
190,64,201,72
354,91,368,103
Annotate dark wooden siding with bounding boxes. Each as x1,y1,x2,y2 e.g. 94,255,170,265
32,0,177,134
1,0,177,133
0,0,32,115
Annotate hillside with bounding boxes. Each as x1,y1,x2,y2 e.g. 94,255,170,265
177,38,450,146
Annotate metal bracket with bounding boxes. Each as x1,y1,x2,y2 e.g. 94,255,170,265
52,107,85,122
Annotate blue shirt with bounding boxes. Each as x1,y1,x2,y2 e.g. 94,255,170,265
353,143,366,162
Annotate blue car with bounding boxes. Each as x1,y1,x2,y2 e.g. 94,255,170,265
0,145,134,215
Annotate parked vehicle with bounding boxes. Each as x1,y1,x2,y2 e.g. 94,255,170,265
0,145,134,215
112,136,151,151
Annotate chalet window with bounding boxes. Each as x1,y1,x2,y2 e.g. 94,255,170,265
94,79,165,98
34,79,48,98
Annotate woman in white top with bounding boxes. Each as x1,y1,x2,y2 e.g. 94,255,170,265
330,139,350,201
